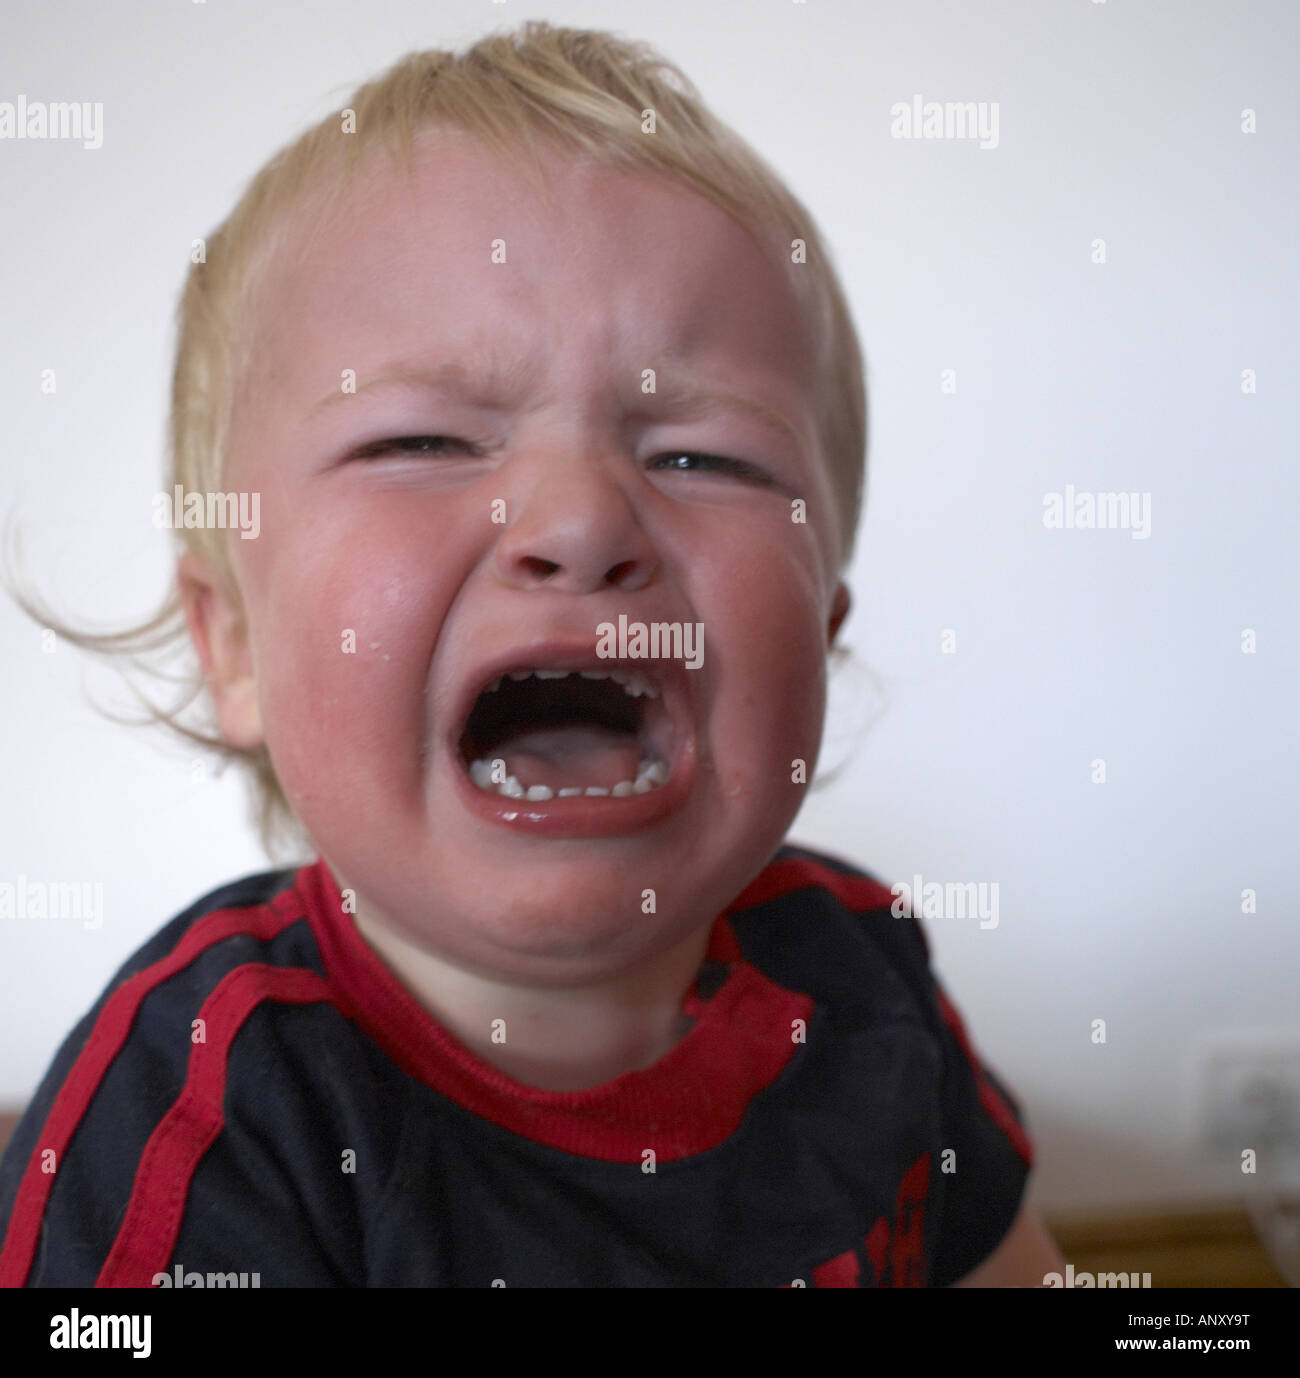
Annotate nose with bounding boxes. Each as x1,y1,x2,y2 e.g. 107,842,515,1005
492,440,659,595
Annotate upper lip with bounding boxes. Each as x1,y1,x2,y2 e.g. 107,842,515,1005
444,636,700,765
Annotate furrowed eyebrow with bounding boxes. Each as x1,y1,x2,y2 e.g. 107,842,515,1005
639,377,806,454
310,357,807,453
311,355,544,414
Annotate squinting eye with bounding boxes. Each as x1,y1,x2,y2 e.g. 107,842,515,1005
651,451,773,485
352,435,481,459
348,438,771,485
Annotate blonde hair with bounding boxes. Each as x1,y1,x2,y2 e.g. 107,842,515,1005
9,20,868,859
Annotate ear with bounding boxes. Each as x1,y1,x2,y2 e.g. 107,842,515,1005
827,580,851,645
177,552,264,751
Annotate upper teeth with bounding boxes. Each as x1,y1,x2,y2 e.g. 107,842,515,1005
486,668,660,698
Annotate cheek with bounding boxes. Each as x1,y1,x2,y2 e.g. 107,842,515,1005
246,529,453,807
705,538,830,798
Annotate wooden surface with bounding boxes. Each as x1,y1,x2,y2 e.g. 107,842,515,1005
1046,1207,1289,1288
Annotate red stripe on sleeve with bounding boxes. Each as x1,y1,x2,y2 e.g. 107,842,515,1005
95,964,332,1287
0,884,307,1288
934,987,1034,1168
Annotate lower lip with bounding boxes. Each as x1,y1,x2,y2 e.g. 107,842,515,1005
447,734,698,837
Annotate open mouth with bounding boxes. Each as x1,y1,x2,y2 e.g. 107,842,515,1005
456,667,675,801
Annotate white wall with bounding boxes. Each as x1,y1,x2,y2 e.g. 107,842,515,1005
2,0,1296,1215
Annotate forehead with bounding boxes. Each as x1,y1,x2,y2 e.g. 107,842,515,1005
243,128,820,412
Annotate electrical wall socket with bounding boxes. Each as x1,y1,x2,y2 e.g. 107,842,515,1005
1197,1036,1300,1163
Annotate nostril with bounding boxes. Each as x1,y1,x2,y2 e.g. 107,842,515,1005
519,556,561,578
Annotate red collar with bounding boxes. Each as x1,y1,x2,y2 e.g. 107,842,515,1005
296,857,812,1163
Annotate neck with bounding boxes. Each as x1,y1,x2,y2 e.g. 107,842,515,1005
352,906,713,1092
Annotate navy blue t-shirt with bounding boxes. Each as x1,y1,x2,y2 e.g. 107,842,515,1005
0,843,1033,1287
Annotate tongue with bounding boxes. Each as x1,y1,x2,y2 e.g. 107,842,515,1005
494,723,645,792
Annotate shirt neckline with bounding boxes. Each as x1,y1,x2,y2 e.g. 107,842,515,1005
296,856,813,1163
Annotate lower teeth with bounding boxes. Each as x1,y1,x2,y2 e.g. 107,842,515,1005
467,756,670,800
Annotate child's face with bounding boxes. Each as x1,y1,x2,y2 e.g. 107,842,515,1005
202,128,850,980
